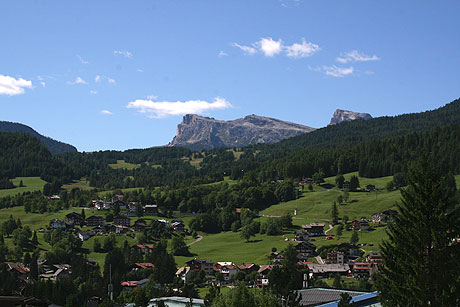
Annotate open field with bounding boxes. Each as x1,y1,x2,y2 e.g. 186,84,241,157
62,178,95,192
0,177,47,198
261,172,400,221
108,160,140,170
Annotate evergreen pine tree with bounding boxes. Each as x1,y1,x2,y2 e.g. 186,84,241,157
331,202,339,225
350,230,359,245
31,231,38,246
377,159,460,306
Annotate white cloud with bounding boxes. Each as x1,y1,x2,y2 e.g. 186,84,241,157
310,65,354,78
285,39,320,58
114,50,133,58
40,81,46,87
90,90,98,95
127,97,232,118
231,43,257,55
101,110,113,115
337,50,380,63
218,51,228,57
0,75,33,96
257,37,283,57
233,37,320,58
95,75,101,83
67,77,87,85
136,68,144,73
146,94,158,100
77,55,89,64
107,77,116,84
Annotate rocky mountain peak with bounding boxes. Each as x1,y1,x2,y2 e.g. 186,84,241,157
169,114,315,150
329,109,372,125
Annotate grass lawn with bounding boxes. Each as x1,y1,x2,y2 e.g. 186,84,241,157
108,160,140,170
0,177,47,198
173,229,293,267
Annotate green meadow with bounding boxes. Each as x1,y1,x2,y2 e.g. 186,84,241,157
108,160,140,170
0,177,47,198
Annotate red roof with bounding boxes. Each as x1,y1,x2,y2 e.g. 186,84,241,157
121,281,137,287
353,262,375,270
135,263,155,269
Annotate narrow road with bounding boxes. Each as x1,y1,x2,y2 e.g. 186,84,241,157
187,235,203,246
324,224,334,234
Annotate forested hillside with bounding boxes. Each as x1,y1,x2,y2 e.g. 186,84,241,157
0,121,77,154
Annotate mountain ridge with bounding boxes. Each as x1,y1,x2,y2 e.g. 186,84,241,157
0,121,77,155
169,114,315,150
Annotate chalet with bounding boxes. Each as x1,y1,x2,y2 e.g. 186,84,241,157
115,225,130,234
342,181,351,190
364,184,376,192
49,195,60,200
366,251,383,264
302,223,325,236
50,219,68,229
186,258,214,275
65,212,84,225
306,263,351,278
132,244,155,255
92,225,107,235
176,266,192,283
257,265,276,286
353,219,370,231
40,267,70,281
326,251,345,264
128,203,137,217
353,262,378,279
338,243,361,259
113,216,130,227
121,278,149,290
112,194,124,202
171,220,185,232
113,200,127,210
214,262,237,282
236,263,259,274
294,230,309,242
77,230,95,241
144,204,158,216
7,263,30,282
86,215,105,227
133,219,147,232
295,242,317,260
133,263,155,270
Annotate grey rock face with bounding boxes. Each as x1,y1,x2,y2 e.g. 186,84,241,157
329,109,372,125
169,114,315,150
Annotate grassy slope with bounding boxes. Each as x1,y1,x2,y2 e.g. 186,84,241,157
62,178,95,192
0,177,47,198
108,160,140,170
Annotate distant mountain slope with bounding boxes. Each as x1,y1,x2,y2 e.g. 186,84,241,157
169,114,315,150
329,109,372,125
0,121,77,154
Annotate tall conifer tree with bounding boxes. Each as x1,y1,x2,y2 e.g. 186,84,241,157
377,159,460,306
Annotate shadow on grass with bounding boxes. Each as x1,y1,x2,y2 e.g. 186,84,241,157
246,239,262,243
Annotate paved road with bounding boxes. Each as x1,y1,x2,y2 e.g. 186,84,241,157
187,235,203,247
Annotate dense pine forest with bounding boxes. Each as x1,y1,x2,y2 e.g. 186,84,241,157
1,98,460,194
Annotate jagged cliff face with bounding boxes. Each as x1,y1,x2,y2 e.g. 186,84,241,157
169,114,315,150
329,109,372,125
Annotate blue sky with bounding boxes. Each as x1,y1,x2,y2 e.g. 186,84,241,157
1,1,459,151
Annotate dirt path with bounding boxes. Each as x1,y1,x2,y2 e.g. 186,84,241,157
324,224,334,234
187,235,203,247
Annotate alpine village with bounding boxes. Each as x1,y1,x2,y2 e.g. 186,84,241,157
0,97,459,307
